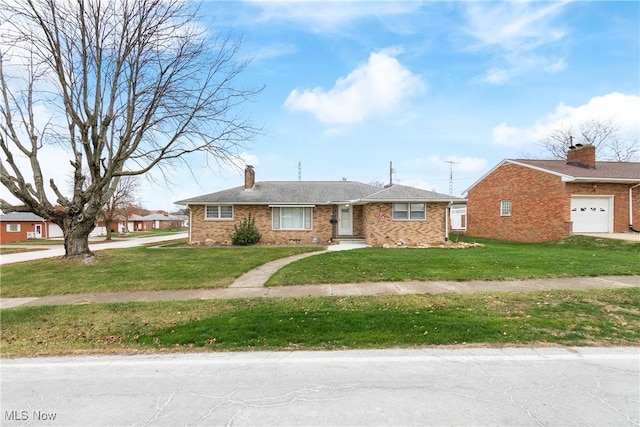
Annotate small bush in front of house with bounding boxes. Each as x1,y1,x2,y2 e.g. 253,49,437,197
232,214,262,246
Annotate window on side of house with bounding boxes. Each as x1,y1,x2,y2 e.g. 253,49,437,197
205,205,234,220
272,207,313,230
6,223,21,232
393,203,426,220
500,200,512,217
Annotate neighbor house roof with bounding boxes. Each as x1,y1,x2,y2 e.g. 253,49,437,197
464,159,640,195
0,212,46,222
511,159,640,181
176,181,464,206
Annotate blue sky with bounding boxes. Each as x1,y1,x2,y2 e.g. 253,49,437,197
2,1,638,212
154,0,639,211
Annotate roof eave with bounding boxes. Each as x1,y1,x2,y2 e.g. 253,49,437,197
562,177,640,183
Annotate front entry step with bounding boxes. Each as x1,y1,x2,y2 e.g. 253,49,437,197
333,237,366,244
329,237,368,251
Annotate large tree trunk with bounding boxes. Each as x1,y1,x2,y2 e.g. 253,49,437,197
62,214,97,258
105,220,113,241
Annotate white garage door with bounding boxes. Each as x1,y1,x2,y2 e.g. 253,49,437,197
571,196,612,233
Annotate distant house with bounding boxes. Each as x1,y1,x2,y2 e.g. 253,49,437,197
464,144,640,242
176,166,464,246
142,212,188,230
0,212,62,243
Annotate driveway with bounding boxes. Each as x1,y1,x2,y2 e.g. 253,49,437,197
2,347,638,426
574,232,640,242
0,233,188,265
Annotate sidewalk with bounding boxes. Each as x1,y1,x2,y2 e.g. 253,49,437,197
2,275,638,310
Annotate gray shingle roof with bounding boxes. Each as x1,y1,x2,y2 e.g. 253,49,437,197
361,184,463,202
176,181,462,205
0,212,46,221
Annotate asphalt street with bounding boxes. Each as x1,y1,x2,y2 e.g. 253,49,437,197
2,347,638,426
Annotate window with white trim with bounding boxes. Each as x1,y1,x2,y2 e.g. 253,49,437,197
272,207,313,230
205,205,233,220
500,200,512,216
393,203,426,220
6,223,20,232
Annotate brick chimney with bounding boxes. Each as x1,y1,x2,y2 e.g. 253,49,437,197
566,144,596,169
244,165,255,190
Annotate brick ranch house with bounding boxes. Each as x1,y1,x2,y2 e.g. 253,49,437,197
176,166,465,246
464,144,640,242
0,212,63,243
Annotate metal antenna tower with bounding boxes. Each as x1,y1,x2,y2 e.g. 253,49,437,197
298,161,301,181
444,161,459,195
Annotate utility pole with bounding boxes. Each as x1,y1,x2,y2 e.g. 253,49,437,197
444,161,459,196
389,161,394,186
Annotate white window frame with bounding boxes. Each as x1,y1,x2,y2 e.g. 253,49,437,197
271,206,313,230
205,205,234,220
393,203,426,220
500,200,512,217
6,223,21,232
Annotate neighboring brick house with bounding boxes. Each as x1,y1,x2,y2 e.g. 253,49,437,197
0,212,61,243
176,166,464,246
464,144,640,242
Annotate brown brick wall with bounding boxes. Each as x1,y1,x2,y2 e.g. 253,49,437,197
189,202,449,246
362,203,448,246
189,204,335,245
467,164,570,242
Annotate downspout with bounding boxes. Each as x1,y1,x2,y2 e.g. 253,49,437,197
630,183,640,233
188,205,193,241
445,203,450,242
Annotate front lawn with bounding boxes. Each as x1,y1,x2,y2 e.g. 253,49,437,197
0,246,323,298
2,288,638,357
1,236,638,299
266,236,640,286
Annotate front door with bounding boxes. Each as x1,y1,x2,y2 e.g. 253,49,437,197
338,204,353,235
34,224,42,239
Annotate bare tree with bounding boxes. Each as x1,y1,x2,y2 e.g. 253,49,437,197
101,176,139,241
538,119,638,161
0,0,261,257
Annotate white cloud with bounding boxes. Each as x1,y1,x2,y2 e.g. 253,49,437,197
284,49,426,124
461,1,570,84
492,92,640,148
463,1,568,51
244,1,422,33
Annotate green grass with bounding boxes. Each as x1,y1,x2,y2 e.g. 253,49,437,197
2,289,638,357
266,236,640,285
0,246,323,297
1,239,64,246
0,247,44,255
114,228,187,238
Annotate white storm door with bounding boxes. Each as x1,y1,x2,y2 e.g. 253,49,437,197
338,204,353,235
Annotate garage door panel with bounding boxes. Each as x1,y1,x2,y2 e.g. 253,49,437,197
571,197,611,233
